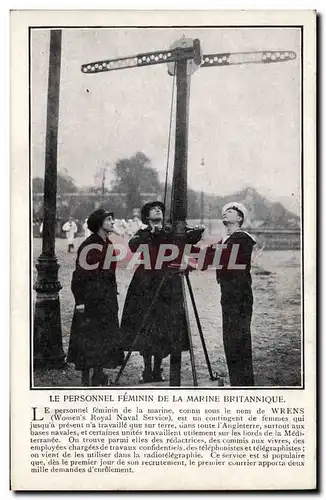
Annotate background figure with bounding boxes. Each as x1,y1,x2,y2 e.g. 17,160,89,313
110,218,128,239
67,209,124,386
126,213,145,237
62,216,78,252
126,218,134,237
110,219,126,237
82,218,91,239
119,218,128,236
120,201,205,384
131,208,144,232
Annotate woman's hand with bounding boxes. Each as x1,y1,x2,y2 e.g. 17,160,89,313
191,224,206,232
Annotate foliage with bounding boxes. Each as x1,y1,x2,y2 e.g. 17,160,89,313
32,156,299,227
57,172,78,194
32,177,44,192
112,152,161,215
32,171,78,194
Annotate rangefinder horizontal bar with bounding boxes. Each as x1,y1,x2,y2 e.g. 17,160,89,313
200,50,296,68
81,46,196,74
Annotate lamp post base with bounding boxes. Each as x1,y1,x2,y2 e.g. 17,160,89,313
33,256,66,370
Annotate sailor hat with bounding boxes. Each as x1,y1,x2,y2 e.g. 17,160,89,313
222,202,247,223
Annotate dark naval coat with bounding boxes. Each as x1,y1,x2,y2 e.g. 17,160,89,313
197,229,256,386
216,230,256,305
214,229,256,386
120,226,203,358
67,233,124,371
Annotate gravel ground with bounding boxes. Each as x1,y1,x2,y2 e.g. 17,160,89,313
32,235,302,388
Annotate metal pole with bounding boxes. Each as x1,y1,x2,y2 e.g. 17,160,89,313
101,168,106,207
171,57,189,236
181,275,198,386
200,158,205,225
185,273,218,381
169,55,190,386
208,203,212,234
33,30,65,369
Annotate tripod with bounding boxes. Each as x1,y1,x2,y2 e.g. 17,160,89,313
114,265,220,386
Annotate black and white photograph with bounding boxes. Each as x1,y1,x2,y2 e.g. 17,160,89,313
31,25,303,389
9,9,317,491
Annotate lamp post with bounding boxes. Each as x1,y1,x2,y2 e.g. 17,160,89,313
208,203,212,234
200,158,205,225
33,30,65,369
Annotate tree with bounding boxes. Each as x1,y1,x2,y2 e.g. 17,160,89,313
33,172,78,222
32,177,44,192
32,172,78,194
57,171,78,194
112,152,161,215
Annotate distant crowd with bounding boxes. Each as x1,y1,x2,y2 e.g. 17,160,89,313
36,212,146,250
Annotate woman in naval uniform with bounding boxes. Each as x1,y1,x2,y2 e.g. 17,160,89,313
120,201,205,384
67,209,124,386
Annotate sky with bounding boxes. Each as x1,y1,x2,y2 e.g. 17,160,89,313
31,27,301,214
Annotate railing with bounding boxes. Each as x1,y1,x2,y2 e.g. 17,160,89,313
250,228,301,250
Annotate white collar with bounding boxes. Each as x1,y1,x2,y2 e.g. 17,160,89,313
223,228,256,244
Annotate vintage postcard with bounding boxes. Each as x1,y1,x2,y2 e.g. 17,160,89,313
11,10,316,490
